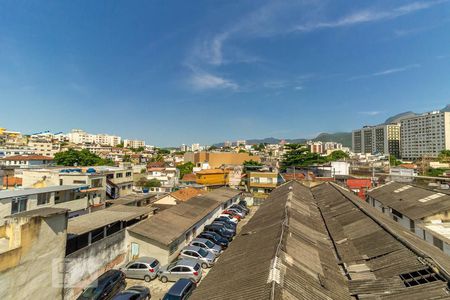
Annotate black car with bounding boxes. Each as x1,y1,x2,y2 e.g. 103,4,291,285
77,270,126,300
239,200,248,208
162,278,196,300
212,221,236,235
111,286,150,300
214,217,237,228
204,224,233,241
198,231,229,249
230,204,249,215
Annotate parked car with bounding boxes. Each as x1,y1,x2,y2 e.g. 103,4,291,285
204,224,233,241
230,204,249,214
162,278,196,300
189,238,222,256
239,200,248,208
218,214,239,224
198,231,229,249
179,245,216,268
119,257,161,282
214,217,237,228
111,286,150,300
157,259,202,283
212,221,236,234
225,208,245,218
221,211,242,221
207,222,235,237
77,269,126,300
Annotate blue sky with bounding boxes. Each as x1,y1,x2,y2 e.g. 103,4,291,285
0,0,449,146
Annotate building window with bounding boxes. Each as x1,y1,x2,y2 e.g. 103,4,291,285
11,196,28,214
126,172,132,177
116,173,123,178
73,180,87,184
409,220,415,233
433,236,444,251
392,209,403,219
37,193,51,205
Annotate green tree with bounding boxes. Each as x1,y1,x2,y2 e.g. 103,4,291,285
116,143,124,148
54,149,114,166
327,150,349,161
427,168,447,177
243,160,263,167
177,162,195,179
438,150,450,163
136,177,161,188
281,144,327,170
122,154,132,162
238,149,247,153
389,155,402,166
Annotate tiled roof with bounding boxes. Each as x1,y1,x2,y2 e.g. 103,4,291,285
2,155,54,161
170,187,207,202
181,173,196,182
191,181,450,300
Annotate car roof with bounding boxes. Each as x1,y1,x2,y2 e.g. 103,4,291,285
183,245,201,252
174,258,198,267
133,256,157,264
167,278,194,296
192,238,209,244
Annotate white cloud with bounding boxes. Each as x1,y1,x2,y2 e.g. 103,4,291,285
188,68,238,91
294,0,448,32
348,64,420,81
359,111,381,116
294,86,304,90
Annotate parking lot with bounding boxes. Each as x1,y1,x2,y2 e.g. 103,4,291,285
125,205,259,299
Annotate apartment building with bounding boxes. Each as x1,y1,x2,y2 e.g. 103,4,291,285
96,166,134,198
400,111,450,160
185,151,261,169
67,129,122,146
352,123,400,157
0,147,36,158
306,141,323,153
0,185,98,223
123,139,145,148
247,171,278,195
28,141,60,157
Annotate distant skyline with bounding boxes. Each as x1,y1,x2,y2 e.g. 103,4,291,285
1,0,449,146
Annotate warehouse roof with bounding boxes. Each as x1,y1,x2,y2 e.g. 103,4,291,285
191,181,450,300
68,205,155,235
367,182,450,220
6,207,68,219
128,187,242,246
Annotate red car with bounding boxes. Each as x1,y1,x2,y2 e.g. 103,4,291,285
222,210,242,221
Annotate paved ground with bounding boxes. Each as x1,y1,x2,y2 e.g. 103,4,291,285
125,205,259,299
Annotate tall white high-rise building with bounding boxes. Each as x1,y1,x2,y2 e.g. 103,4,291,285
400,111,450,160
352,124,400,157
123,139,145,149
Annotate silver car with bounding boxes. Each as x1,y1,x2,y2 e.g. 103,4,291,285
119,257,161,282
190,238,222,256
178,245,216,268
157,259,203,283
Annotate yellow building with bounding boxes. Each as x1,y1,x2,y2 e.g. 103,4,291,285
196,169,230,187
248,171,278,195
185,152,261,169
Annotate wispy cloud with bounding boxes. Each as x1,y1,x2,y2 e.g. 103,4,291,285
359,111,381,116
187,66,238,91
348,64,421,81
294,0,448,32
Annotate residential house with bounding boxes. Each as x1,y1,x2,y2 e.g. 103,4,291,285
195,169,229,187
27,141,61,157
184,151,261,169
153,187,207,206
95,166,134,199
247,171,278,195
367,182,450,255
127,187,242,265
347,178,372,199
0,155,54,168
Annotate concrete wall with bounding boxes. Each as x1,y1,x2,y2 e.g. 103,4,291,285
127,232,171,265
64,229,128,300
0,214,67,300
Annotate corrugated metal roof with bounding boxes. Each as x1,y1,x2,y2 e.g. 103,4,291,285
127,187,242,246
0,185,85,198
367,182,450,220
191,182,450,300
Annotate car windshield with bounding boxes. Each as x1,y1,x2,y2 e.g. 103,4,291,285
198,248,209,257
150,260,159,268
78,286,102,299
194,263,200,271
205,240,215,248
167,262,177,270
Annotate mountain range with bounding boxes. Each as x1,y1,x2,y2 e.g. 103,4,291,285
214,105,450,148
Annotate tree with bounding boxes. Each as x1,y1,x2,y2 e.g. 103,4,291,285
177,162,194,179
252,143,266,151
281,144,327,170
438,150,450,163
243,160,263,167
116,143,124,148
208,145,218,151
238,149,247,153
122,154,132,162
427,168,447,177
54,149,114,166
136,177,161,188
327,150,349,161
389,155,402,166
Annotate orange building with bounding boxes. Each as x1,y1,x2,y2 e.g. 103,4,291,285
196,169,230,186
185,152,260,169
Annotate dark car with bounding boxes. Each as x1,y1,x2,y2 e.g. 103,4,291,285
198,231,229,249
162,278,196,300
204,224,233,241
111,286,150,300
230,204,249,214
214,217,237,228
212,221,236,235
77,270,126,300
239,200,247,208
